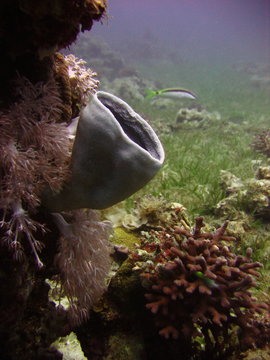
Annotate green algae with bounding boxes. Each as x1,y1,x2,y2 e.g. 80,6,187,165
112,227,139,251
51,332,87,360
104,332,144,360
108,260,144,314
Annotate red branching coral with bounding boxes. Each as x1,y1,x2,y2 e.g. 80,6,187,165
136,217,269,354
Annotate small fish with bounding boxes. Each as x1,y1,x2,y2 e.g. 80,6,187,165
145,88,197,100
194,271,219,289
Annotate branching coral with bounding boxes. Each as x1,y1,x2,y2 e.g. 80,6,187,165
53,209,112,324
134,217,269,356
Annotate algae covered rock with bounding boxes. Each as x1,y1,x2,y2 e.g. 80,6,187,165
216,166,270,219
51,332,87,360
102,76,156,102
104,332,144,360
173,107,221,129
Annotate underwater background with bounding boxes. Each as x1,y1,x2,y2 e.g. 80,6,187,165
0,1,269,359
60,2,270,358
67,0,270,238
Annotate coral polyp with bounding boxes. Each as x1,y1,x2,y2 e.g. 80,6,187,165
135,217,269,355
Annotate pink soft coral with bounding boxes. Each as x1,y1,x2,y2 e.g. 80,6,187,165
0,75,71,266
53,209,112,324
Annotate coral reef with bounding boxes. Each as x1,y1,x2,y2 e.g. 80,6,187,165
122,196,189,230
133,216,269,358
79,199,269,360
213,167,270,267
0,2,167,358
103,195,189,231
0,52,165,354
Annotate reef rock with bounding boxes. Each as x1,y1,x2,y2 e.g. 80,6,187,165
173,107,221,129
51,332,87,360
102,76,156,102
216,166,270,219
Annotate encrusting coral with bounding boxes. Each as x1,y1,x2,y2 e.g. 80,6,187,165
132,216,269,357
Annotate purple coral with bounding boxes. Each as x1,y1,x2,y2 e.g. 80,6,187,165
136,217,269,354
